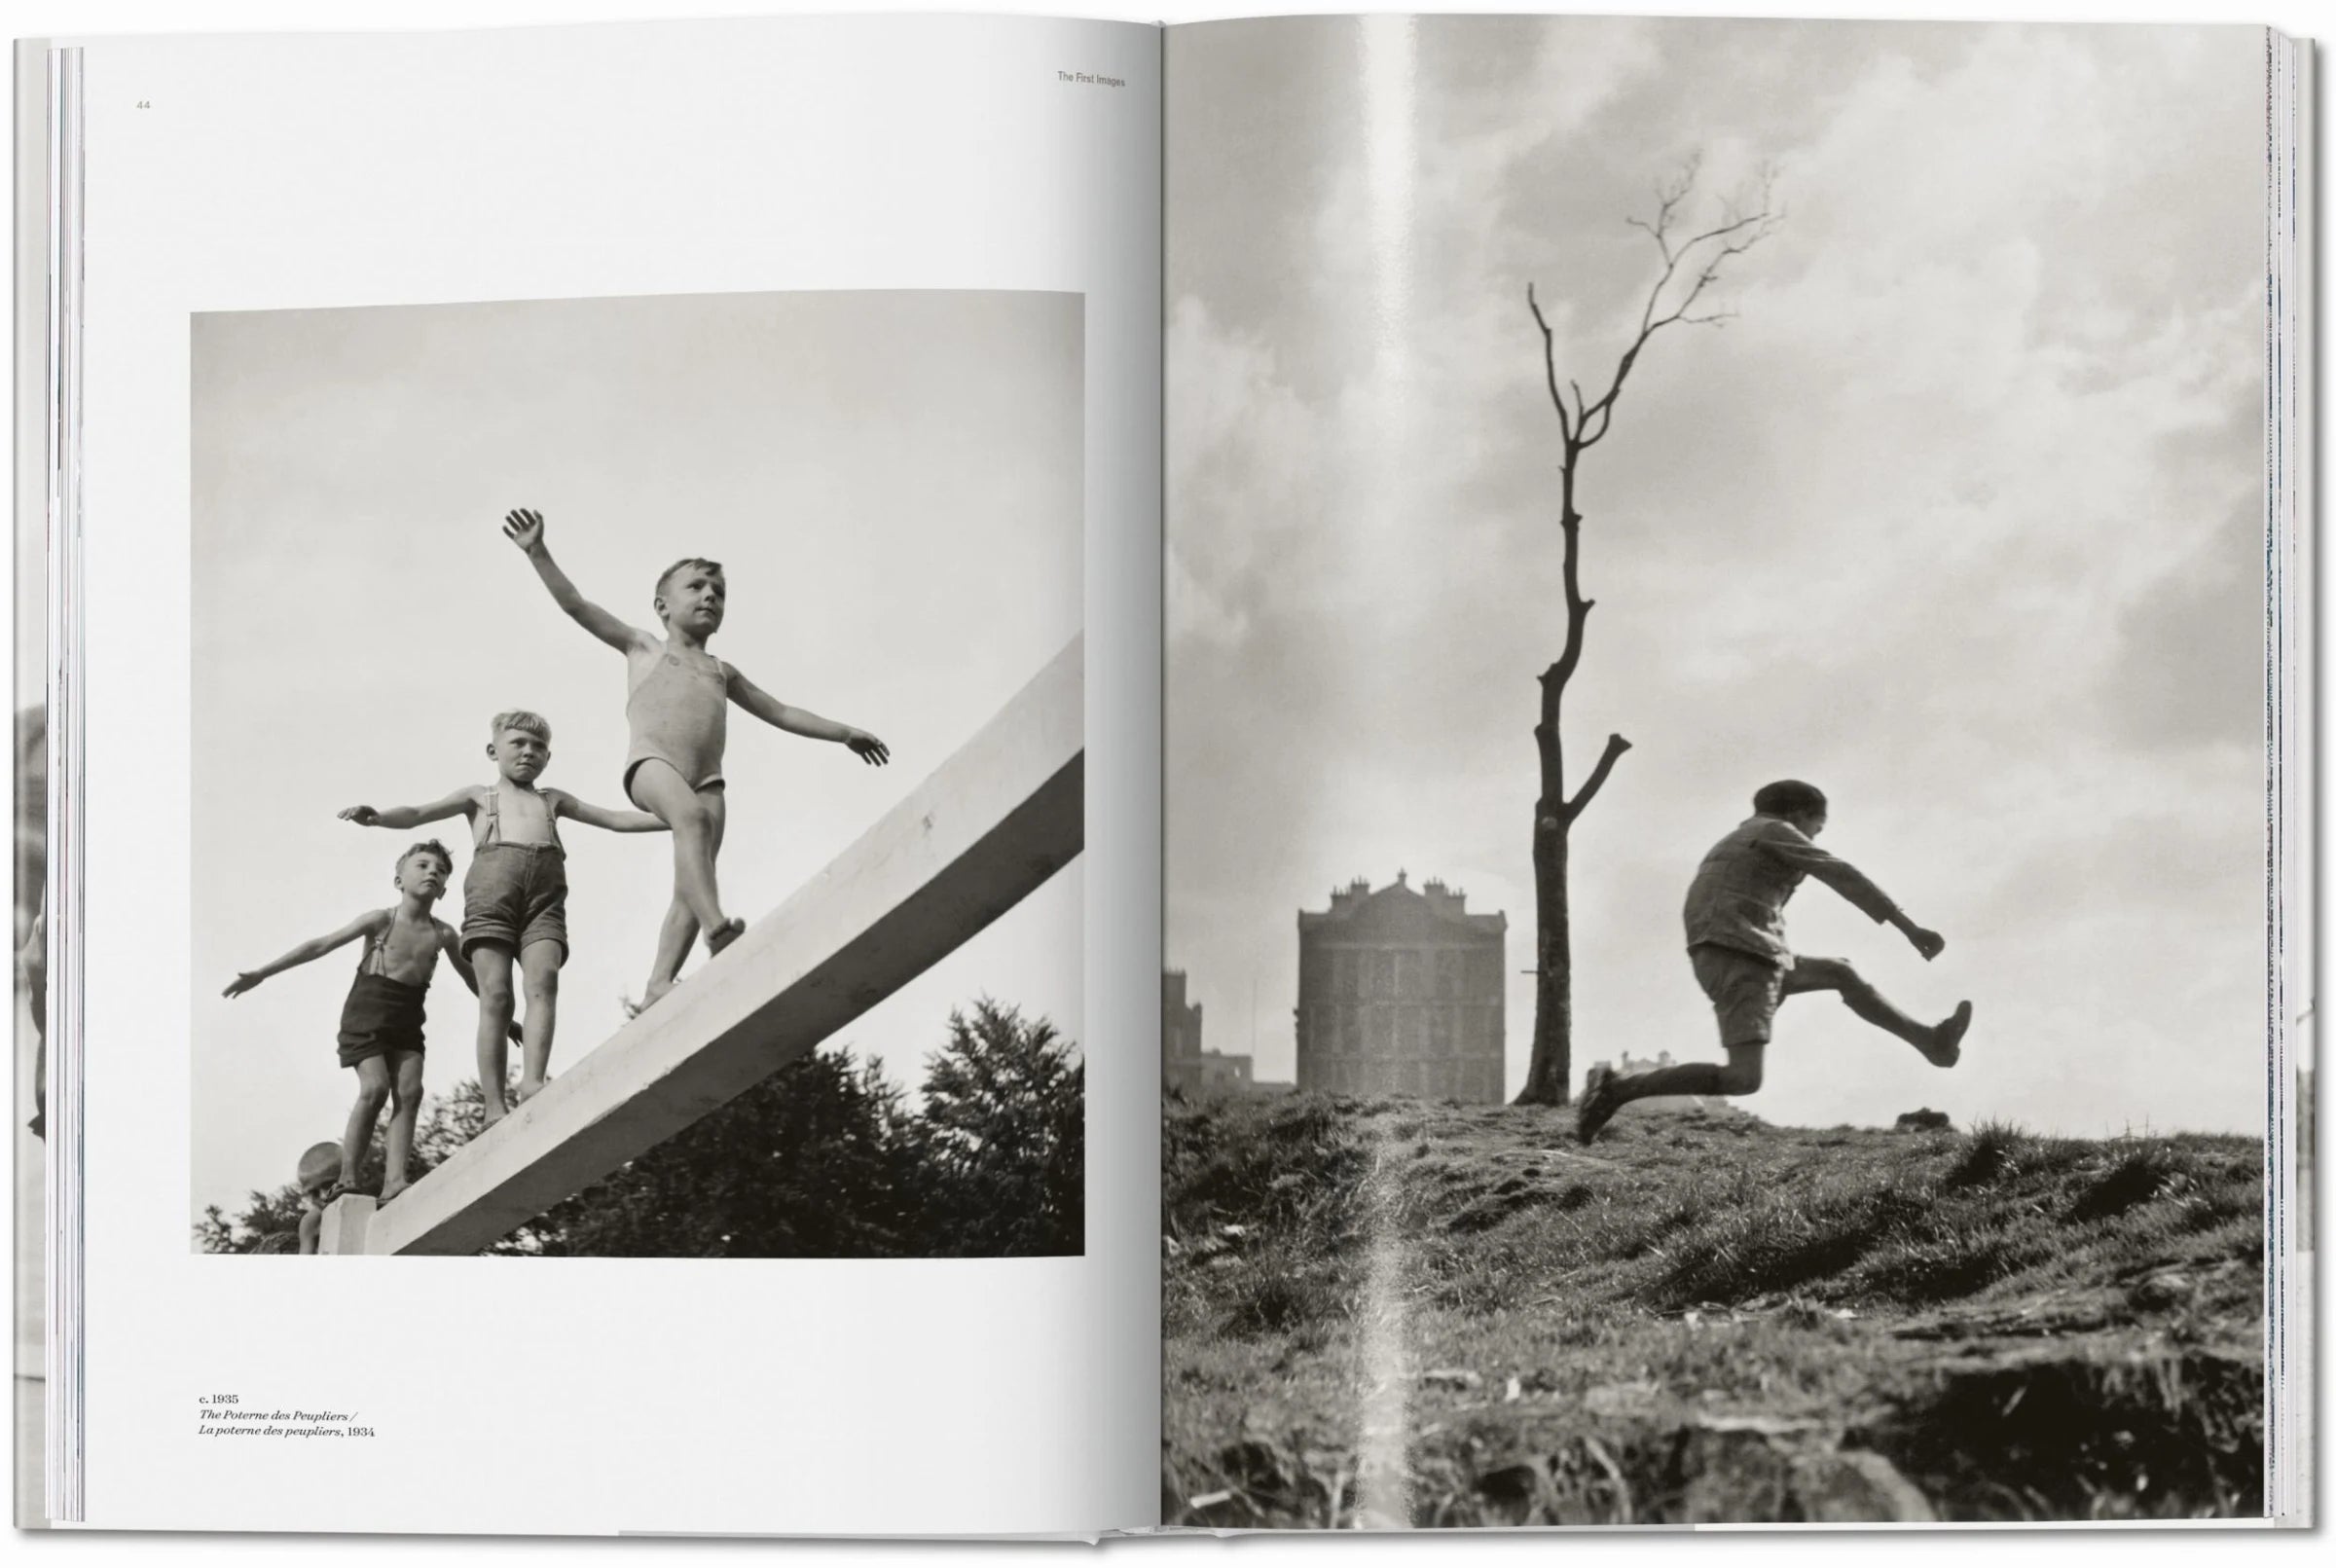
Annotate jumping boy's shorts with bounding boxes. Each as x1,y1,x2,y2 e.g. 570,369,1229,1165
460,843,568,964
1689,943,1789,1048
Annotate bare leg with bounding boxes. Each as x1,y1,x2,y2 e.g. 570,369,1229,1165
637,898,700,1012
516,940,561,1102
1579,1044,1763,1144
471,944,517,1124
633,779,728,1006
298,1206,323,1256
1786,957,1968,1066
1620,1045,1765,1104
380,1049,424,1199
342,1057,392,1190
628,761,725,931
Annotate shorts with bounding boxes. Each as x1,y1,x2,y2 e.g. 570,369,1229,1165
337,972,427,1069
460,842,568,964
1690,943,1793,1048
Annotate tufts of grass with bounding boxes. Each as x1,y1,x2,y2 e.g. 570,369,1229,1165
2066,1142,2177,1223
1163,1092,2266,1525
1944,1118,2025,1188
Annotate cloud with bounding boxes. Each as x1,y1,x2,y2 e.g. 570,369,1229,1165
1165,18,2267,1134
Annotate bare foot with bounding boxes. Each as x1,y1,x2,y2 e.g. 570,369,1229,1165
622,977,679,1019
378,1178,412,1204
479,1102,509,1131
1922,1001,1973,1068
515,1076,547,1105
706,917,747,956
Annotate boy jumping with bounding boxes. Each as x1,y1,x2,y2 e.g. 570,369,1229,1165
225,840,489,1201
1575,779,1972,1144
339,711,668,1123
500,508,891,1011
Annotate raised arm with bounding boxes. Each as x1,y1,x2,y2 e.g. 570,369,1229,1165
439,922,524,1040
1757,828,1945,959
224,909,383,998
502,507,650,655
724,665,891,765
339,786,479,832
547,789,670,834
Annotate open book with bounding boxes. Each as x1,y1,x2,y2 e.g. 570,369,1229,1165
15,11,2313,1536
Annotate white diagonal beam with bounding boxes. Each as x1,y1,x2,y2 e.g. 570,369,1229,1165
345,636,1082,1256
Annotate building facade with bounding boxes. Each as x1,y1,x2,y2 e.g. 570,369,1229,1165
1164,969,1259,1096
1295,872,1506,1101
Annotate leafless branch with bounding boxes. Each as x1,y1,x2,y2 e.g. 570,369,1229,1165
1566,161,1780,452
1524,283,1575,446
1564,733,1633,823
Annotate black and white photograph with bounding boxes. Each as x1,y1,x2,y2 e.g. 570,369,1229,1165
191,287,1086,1259
1162,17,2273,1525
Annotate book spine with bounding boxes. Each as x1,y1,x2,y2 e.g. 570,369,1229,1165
2262,22,2315,1535
38,40,84,1530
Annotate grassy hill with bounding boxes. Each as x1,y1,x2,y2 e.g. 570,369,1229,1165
1162,1091,2263,1527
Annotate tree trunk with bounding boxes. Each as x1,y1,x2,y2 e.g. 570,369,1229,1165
1515,490,1586,1108
1521,803,1573,1105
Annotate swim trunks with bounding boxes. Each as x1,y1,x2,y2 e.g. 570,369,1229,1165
623,639,728,801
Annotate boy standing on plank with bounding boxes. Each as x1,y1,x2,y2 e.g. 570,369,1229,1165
225,841,491,1200
500,508,890,1012
340,711,667,1123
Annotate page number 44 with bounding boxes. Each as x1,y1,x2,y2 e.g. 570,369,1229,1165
136,100,150,108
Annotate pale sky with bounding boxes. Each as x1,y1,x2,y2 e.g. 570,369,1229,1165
192,289,1082,1222
1165,18,2269,1136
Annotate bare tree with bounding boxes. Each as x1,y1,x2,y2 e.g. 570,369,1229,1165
1514,158,1780,1108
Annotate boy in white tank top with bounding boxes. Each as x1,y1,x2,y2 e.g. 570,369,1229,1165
502,507,890,1011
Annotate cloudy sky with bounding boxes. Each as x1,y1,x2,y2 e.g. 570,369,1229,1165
192,289,1081,1222
1166,18,2268,1136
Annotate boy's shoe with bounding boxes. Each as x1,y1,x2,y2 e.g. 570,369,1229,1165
1923,1002,1973,1068
1575,1065,1621,1145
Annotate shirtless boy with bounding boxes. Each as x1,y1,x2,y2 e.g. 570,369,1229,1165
225,841,487,1201
340,711,667,1122
501,508,891,1011
1575,779,1973,1144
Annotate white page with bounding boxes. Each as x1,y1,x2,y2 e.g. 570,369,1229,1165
46,13,1159,1535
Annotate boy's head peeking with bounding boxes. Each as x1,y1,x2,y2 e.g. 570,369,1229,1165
395,839,453,896
486,709,552,782
654,557,726,635
296,1140,344,1200
1752,779,1828,837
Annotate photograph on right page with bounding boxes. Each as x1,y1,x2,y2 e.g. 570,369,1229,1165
1163,17,2275,1526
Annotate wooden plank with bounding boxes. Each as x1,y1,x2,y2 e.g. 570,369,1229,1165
349,636,1082,1257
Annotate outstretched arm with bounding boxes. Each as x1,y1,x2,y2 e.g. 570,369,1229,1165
1756,828,1945,960
439,923,524,1041
224,910,383,997
547,789,670,833
724,666,890,765
339,786,478,832
502,508,651,655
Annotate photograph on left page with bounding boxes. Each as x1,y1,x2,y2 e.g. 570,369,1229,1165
191,287,1085,1259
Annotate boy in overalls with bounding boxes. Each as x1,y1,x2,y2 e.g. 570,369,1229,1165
339,712,666,1124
